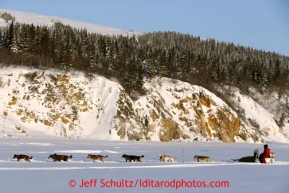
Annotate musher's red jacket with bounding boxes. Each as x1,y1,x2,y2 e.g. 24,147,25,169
262,148,270,163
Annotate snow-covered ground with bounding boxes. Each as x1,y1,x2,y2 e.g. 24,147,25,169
1,137,289,193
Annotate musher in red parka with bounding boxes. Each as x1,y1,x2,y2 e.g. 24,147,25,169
259,144,270,163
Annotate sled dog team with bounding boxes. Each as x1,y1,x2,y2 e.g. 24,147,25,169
12,153,216,163
12,144,273,164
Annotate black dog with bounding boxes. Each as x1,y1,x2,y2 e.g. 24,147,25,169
122,154,144,162
48,153,72,162
13,154,33,162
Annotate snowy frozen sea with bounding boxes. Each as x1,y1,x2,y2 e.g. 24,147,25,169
1,138,289,193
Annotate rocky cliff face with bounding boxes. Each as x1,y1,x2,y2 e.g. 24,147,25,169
0,66,288,143
121,78,244,143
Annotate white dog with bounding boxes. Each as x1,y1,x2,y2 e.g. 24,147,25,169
158,153,176,162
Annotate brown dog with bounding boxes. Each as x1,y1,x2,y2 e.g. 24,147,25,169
87,154,108,163
13,154,33,162
122,154,144,162
48,153,72,162
194,155,211,162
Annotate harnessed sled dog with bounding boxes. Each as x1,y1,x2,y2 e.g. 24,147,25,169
194,155,212,162
87,154,108,163
158,153,176,162
48,153,72,162
122,154,144,162
13,154,33,162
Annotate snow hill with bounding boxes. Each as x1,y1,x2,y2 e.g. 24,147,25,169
0,9,288,143
0,9,141,36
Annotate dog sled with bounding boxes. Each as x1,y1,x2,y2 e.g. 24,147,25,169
265,152,275,164
231,149,259,163
232,148,276,164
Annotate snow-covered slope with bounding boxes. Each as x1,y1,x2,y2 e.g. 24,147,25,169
0,9,141,36
0,66,122,140
0,66,288,143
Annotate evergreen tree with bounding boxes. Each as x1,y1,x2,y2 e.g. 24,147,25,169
28,24,36,53
158,50,168,77
20,24,29,52
10,23,19,52
34,26,42,54
86,42,96,72
278,113,286,127
40,26,50,56
260,69,268,94
6,21,14,49
126,56,138,94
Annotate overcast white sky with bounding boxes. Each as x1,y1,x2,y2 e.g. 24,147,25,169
1,0,288,56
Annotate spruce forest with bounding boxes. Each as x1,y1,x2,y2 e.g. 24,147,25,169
0,18,289,125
